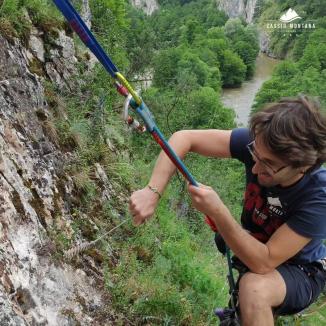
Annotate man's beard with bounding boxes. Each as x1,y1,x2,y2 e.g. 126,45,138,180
257,173,278,188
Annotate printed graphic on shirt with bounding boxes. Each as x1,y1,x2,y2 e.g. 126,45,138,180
243,182,286,242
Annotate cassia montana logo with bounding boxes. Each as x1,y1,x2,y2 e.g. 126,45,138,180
265,7,316,32
279,8,301,23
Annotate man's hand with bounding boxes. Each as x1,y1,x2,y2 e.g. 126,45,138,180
129,187,160,226
188,183,225,218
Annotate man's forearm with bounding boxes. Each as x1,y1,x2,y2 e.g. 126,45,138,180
149,131,191,194
211,204,271,274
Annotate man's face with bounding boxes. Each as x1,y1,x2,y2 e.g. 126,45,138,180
248,136,305,188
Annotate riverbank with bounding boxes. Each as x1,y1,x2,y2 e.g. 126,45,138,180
221,52,280,126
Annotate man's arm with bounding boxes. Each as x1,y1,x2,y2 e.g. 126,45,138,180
189,184,311,274
149,129,232,195
213,206,311,274
129,129,232,225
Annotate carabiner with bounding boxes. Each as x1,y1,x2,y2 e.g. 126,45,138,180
123,94,146,132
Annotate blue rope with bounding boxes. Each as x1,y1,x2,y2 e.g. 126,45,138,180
53,0,118,78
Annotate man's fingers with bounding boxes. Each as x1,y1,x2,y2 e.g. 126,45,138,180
188,184,206,196
131,209,152,226
133,216,141,226
128,198,136,211
188,183,211,191
133,215,148,226
188,184,199,193
198,183,211,190
129,187,158,226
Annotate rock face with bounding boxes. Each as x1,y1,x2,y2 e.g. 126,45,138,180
0,33,112,325
81,0,92,29
217,0,258,23
130,0,159,15
45,30,78,89
217,0,277,56
259,30,276,58
28,28,45,63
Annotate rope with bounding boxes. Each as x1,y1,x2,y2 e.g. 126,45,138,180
64,219,129,259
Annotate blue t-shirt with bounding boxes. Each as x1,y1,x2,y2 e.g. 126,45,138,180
230,128,326,264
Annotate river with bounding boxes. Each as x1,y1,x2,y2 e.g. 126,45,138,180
221,53,280,127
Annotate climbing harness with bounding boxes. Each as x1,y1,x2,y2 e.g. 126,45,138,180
214,253,244,325
53,0,238,323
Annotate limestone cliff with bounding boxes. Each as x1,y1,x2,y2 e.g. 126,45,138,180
0,24,124,325
130,0,159,15
217,0,258,23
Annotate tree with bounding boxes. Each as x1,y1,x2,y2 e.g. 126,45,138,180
207,26,226,39
174,87,235,130
153,47,183,88
224,18,245,42
291,67,322,97
292,33,309,61
233,40,259,78
207,66,222,91
252,77,286,112
220,50,246,87
126,7,156,74
179,18,203,45
202,38,229,63
90,0,129,68
177,51,210,86
273,60,299,79
195,47,217,67
298,44,321,71
223,21,259,78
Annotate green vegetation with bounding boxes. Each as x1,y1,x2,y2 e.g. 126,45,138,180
126,0,259,88
0,0,64,41
3,0,325,324
257,0,326,58
253,1,326,112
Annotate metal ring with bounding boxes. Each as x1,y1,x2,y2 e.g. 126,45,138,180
123,94,133,122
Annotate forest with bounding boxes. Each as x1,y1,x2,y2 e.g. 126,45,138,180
0,0,325,324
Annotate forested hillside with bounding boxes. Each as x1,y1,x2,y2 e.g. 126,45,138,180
254,0,326,111
0,0,325,325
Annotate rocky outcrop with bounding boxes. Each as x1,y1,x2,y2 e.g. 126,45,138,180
45,30,78,89
130,0,159,15
28,27,45,63
259,30,277,58
0,31,117,325
81,0,92,29
217,0,258,23
217,0,278,56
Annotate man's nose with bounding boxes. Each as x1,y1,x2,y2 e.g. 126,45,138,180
252,160,265,175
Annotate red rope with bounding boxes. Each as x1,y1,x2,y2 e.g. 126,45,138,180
151,132,190,181
151,131,218,232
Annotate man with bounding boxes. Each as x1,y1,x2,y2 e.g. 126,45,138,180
129,95,326,326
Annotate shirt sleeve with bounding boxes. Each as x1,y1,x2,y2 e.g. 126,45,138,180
286,198,326,239
230,128,252,164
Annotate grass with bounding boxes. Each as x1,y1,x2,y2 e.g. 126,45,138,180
276,294,326,326
109,194,230,325
0,0,64,43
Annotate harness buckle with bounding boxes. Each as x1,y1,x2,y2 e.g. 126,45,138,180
317,258,326,271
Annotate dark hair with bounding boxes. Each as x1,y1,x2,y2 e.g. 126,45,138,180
249,95,326,171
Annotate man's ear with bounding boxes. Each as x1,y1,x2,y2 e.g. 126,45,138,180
301,165,313,174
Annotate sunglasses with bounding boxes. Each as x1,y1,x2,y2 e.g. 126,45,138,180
246,141,288,175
